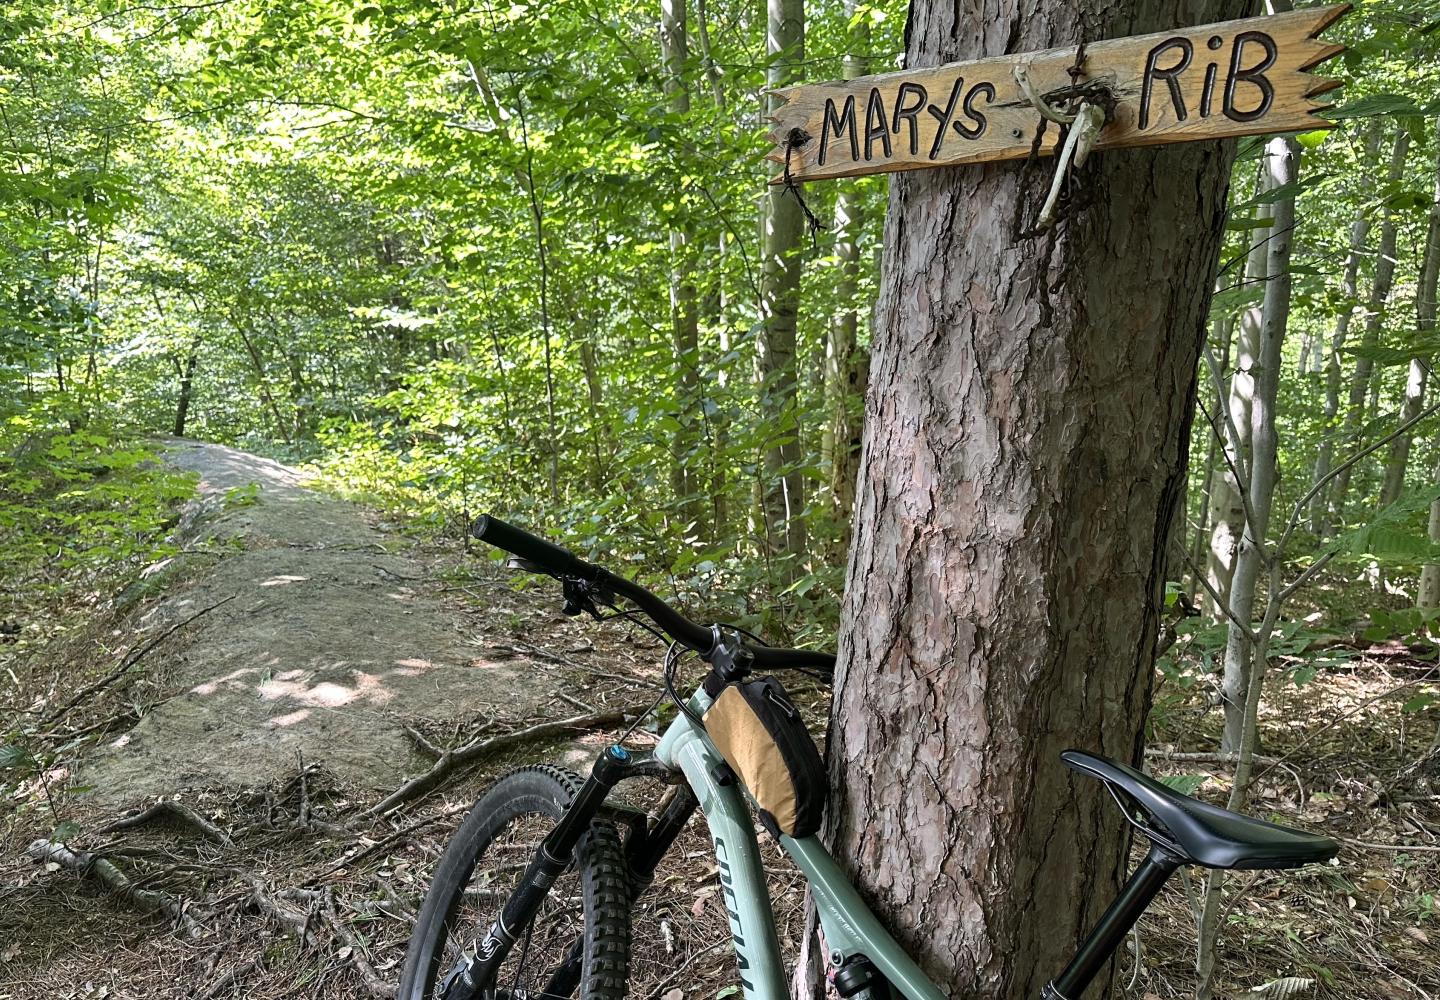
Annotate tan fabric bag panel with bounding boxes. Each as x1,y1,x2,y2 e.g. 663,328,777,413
702,676,825,837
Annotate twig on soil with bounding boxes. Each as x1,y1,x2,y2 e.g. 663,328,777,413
247,877,318,946
202,956,264,999
1340,837,1440,854
311,803,467,882
322,885,395,997
403,724,445,759
94,798,233,846
1145,749,1283,767
555,690,597,713
28,838,208,937
363,707,645,818
644,937,732,1000
43,595,236,726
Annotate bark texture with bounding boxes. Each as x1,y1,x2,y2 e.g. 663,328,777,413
825,1,1237,995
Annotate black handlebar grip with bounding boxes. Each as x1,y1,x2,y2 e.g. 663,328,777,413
471,514,594,580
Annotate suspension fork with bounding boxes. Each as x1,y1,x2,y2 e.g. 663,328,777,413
533,783,701,999
440,746,636,1000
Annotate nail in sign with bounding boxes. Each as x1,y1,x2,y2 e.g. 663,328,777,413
766,4,1349,183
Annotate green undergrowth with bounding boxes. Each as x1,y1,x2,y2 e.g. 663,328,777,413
0,417,197,598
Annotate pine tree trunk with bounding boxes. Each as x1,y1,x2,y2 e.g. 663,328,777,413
1220,138,1297,753
824,2,1237,994
758,0,807,577
1328,130,1411,528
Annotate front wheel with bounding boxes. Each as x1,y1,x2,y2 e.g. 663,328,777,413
397,765,631,1000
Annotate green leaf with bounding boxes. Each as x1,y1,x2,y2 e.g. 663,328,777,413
0,744,31,770
1323,94,1423,120
1160,774,1207,796
52,820,82,842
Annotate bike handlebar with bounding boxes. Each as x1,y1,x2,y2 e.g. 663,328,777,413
471,514,836,673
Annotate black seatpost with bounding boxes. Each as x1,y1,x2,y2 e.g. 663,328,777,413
1043,845,1184,1000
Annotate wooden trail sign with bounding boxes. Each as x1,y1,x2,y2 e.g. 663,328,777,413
766,5,1348,183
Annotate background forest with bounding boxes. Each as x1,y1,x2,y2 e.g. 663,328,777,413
4,0,1440,998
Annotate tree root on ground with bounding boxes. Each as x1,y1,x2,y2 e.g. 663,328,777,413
94,798,233,845
27,838,209,937
363,706,647,817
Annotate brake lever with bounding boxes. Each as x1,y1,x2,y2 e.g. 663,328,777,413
561,578,611,620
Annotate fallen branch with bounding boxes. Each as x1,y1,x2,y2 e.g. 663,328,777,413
363,708,642,817
28,838,207,937
1340,837,1440,854
44,595,235,726
94,798,233,846
247,877,317,946
322,886,394,997
202,956,264,999
1145,749,1283,767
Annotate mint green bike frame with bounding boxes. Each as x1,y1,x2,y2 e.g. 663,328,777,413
654,686,947,1000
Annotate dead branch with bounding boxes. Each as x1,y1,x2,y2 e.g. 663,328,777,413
94,798,233,846
363,707,643,817
402,724,444,759
44,595,236,726
322,886,395,997
28,838,207,937
202,956,264,999
1145,749,1283,767
247,876,317,946
1341,837,1440,854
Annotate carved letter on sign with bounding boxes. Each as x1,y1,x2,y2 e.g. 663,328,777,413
767,4,1348,183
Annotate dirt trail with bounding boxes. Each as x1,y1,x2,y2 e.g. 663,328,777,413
76,439,551,806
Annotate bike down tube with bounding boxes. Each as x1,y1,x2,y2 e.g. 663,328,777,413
781,837,947,1000
655,696,789,1000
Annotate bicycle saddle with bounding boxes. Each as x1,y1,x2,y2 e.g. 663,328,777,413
1062,750,1339,870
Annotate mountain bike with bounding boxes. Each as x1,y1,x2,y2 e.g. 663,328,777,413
398,515,1339,1000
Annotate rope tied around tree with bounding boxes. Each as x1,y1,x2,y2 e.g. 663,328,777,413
782,127,825,250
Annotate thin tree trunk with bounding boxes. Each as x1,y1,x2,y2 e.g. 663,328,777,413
823,1,1238,995
1311,122,1379,536
1328,130,1412,528
1414,121,1440,606
173,336,201,437
1207,172,1272,619
661,0,704,534
1194,314,1234,609
1381,128,1440,511
1380,359,1427,506
757,0,807,580
1220,138,1297,753
820,0,869,546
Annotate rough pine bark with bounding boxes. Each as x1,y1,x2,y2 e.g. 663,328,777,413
824,0,1238,995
